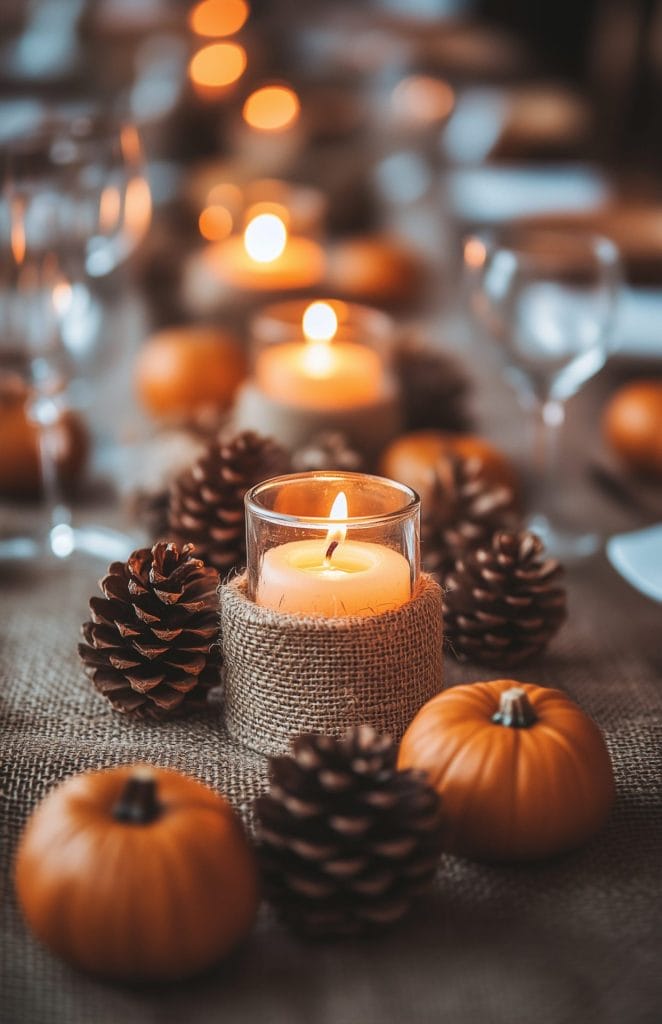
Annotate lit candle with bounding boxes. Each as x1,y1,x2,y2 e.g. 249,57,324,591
256,491,412,617
198,211,324,292
188,41,247,101
254,300,384,409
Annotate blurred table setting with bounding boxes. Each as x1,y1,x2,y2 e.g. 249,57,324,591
1,2,661,1023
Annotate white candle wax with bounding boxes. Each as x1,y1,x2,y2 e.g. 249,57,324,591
256,537,411,617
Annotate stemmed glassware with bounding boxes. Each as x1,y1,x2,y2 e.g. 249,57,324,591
464,226,622,559
0,110,151,562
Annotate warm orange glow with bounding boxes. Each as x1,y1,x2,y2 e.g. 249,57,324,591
199,204,234,241
98,184,121,234
242,85,300,132
189,42,247,90
124,176,152,243
324,492,348,563
207,182,242,208
391,75,455,126
189,0,249,37
464,237,487,270
244,200,289,228
10,202,26,266
243,213,287,263
120,124,142,166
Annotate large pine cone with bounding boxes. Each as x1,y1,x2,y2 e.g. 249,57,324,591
255,726,443,938
443,529,567,666
168,430,290,577
78,541,220,719
395,335,473,433
421,454,516,581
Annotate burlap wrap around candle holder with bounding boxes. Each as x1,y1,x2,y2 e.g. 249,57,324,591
220,572,443,756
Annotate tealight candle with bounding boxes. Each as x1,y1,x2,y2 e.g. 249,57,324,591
229,82,305,174
192,210,324,294
245,473,419,618
254,300,384,410
233,298,401,455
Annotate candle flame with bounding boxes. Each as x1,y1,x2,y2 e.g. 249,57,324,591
302,301,338,377
303,301,338,343
242,85,300,132
244,212,287,263
324,491,348,564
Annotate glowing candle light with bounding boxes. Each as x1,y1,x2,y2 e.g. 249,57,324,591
254,300,384,410
256,489,412,617
189,42,247,100
189,0,250,37
195,211,324,293
242,85,301,133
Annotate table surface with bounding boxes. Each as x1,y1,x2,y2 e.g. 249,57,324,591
2,302,662,1024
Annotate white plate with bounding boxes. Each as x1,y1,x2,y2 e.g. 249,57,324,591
606,524,662,602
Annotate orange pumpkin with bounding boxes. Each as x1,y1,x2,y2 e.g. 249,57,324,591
15,765,259,981
135,326,247,420
0,388,88,499
379,430,520,505
602,380,662,479
398,681,615,863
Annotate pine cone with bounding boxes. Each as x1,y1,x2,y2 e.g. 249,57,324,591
443,529,567,666
168,430,290,576
291,431,365,474
78,541,220,719
421,454,516,581
255,726,443,938
395,335,472,433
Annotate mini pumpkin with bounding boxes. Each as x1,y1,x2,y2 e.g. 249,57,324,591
398,680,615,863
15,765,259,981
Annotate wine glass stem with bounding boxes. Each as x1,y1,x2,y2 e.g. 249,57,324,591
532,398,566,520
31,397,74,558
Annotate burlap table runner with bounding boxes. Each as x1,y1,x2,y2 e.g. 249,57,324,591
221,573,443,755
1,548,660,1024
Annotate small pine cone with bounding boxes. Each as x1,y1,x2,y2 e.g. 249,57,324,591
443,530,567,666
78,541,220,719
255,726,443,938
395,335,473,433
291,431,365,474
421,453,516,581
168,430,290,576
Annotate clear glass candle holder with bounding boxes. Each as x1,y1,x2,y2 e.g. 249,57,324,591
244,471,420,618
249,297,396,410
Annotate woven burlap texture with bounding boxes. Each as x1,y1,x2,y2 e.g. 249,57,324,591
221,573,443,755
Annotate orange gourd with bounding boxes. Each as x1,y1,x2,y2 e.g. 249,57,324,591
15,765,259,981
398,680,615,863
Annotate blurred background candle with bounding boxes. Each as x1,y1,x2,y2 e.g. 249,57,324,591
199,210,324,290
245,473,419,617
234,296,402,454
188,40,247,102
230,82,306,174
254,300,385,409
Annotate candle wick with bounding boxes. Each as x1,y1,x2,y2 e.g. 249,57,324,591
325,540,339,564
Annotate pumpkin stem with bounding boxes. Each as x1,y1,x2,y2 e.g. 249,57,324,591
113,775,162,825
492,687,537,728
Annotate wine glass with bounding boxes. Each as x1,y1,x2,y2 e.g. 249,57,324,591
464,225,622,559
0,112,151,562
